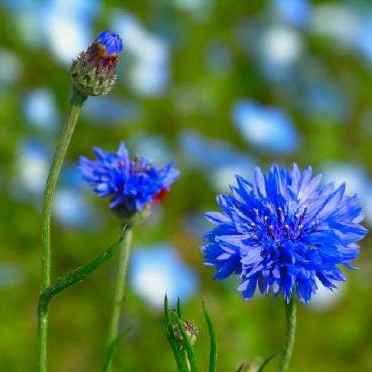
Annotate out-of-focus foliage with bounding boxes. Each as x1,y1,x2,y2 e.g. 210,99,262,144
1,0,372,371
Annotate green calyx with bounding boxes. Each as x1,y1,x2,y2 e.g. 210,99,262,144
113,203,153,227
70,52,117,96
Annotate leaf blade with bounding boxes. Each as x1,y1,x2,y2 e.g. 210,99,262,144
102,327,132,372
202,301,217,372
164,295,188,372
257,354,277,372
38,236,122,316
174,313,198,372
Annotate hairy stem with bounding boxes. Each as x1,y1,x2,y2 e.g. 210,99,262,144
278,296,296,372
38,88,86,372
105,227,133,372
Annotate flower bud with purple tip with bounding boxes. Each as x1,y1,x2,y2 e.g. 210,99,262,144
71,31,123,97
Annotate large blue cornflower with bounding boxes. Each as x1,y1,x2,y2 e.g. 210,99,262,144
203,164,367,304
79,142,179,216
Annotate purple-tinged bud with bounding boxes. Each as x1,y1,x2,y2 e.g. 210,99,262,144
71,31,123,97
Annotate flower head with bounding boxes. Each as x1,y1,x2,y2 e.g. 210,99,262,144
71,31,123,97
203,164,367,303
79,142,179,221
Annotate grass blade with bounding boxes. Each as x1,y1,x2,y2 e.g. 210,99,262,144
177,298,183,318
174,313,198,372
202,301,217,372
164,295,188,372
102,327,132,372
257,354,277,372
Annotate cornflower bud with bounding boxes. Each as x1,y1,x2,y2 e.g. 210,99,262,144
71,31,123,97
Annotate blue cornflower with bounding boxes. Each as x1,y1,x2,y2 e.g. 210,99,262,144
79,142,179,217
203,164,367,304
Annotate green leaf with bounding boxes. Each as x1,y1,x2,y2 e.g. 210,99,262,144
236,362,250,372
164,295,188,372
202,301,217,372
174,313,198,372
257,354,277,372
177,297,183,318
102,327,132,372
38,237,122,316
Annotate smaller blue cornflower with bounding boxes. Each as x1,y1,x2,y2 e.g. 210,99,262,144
202,164,367,304
79,142,179,219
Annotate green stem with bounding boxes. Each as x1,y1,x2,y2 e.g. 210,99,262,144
38,88,86,372
105,227,133,372
278,296,296,372
182,350,191,371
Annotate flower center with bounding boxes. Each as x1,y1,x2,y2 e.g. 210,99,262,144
248,205,318,243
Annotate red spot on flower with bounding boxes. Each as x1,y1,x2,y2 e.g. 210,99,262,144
154,188,169,202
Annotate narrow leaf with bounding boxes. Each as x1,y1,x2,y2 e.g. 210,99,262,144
164,295,188,372
236,362,250,372
202,301,217,372
102,327,132,372
177,298,183,318
38,237,122,316
174,313,198,372
257,354,277,372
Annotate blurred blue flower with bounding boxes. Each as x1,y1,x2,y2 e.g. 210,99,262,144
355,15,372,65
170,0,211,15
14,140,49,197
203,164,367,303
42,3,92,64
83,97,143,126
0,49,22,85
111,11,170,96
1,0,37,10
233,100,299,153
60,163,89,189
79,142,179,215
180,130,253,171
179,130,255,191
0,264,24,289
309,280,344,311
303,81,351,124
23,88,59,131
322,163,372,226
322,164,370,197
130,61,169,96
130,246,198,308
54,188,95,229
258,26,304,81
131,134,173,165
310,4,360,51
273,0,311,28
204,40,232,75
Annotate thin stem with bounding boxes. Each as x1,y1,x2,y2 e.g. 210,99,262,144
278,296,296,372
38,88,86,372
105,227,133,372
182,350,191,371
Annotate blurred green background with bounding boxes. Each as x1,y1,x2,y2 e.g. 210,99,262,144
1,0,372,371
